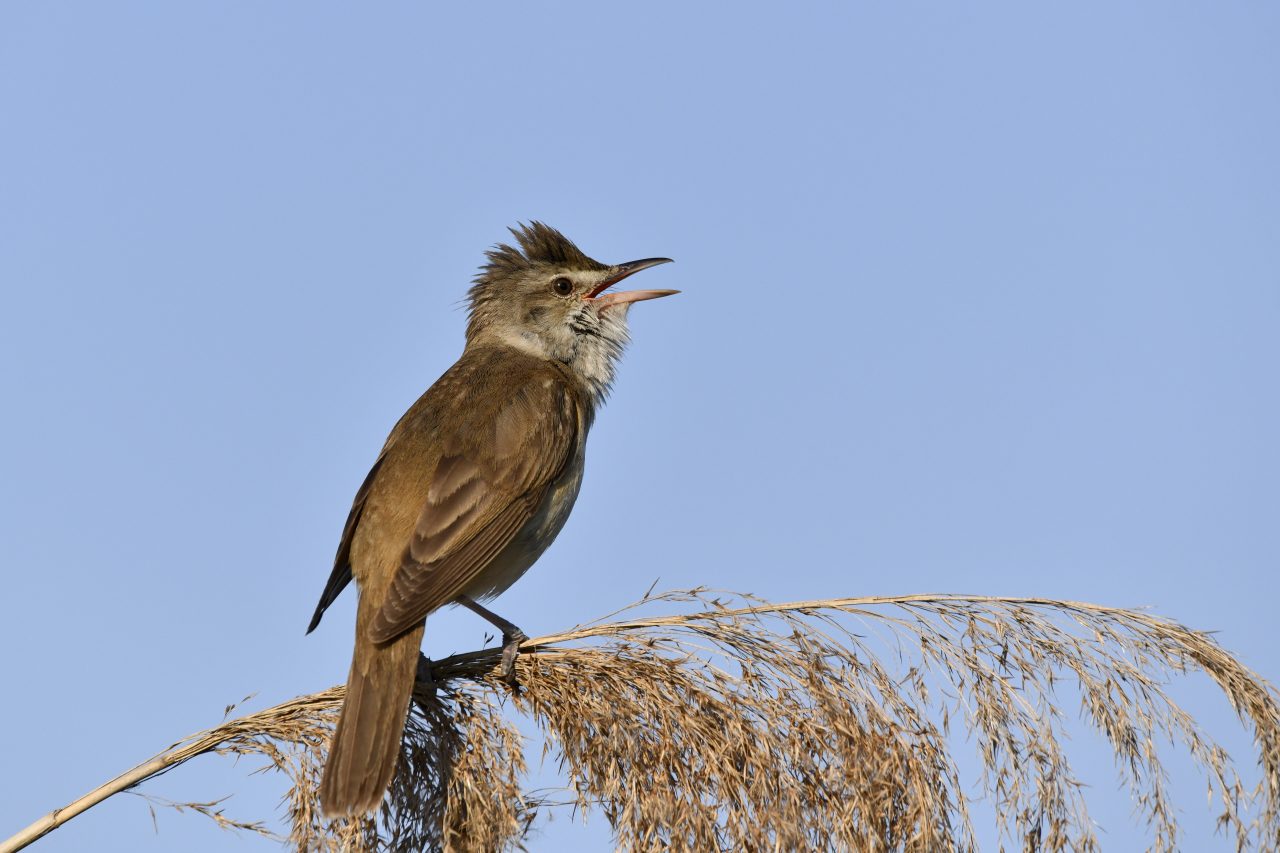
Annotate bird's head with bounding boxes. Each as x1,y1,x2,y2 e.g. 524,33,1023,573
466,222,676,402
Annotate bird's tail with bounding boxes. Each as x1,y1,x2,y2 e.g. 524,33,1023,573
319,621,426,817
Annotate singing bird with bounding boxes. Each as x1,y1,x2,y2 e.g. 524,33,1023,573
306,223,677,817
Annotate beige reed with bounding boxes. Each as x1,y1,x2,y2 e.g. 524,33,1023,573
4,589,1277,852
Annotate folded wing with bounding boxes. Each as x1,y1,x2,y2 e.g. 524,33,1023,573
368,377,579,643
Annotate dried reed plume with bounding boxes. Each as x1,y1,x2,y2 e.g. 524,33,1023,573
4,590,1278,852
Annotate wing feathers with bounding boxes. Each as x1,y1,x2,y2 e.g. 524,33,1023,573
367,375,579,643
368,493,540,642
415,458,488,550
307,453,387,633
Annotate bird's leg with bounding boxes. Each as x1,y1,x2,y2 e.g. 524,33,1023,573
456,595,528,685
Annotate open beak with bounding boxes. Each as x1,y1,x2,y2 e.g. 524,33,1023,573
586,257,678,309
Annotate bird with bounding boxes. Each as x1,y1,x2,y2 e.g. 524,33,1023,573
305,222,677,817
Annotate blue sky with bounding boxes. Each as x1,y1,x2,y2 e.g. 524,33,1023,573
2,3,1277,850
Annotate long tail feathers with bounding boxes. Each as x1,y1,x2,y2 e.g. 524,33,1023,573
319,623,425,817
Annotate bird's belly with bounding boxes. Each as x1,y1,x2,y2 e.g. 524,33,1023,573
458,457,585,602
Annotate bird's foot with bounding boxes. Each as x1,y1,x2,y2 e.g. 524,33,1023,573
413,652,438,712
456,595,529,690
499,628,528,690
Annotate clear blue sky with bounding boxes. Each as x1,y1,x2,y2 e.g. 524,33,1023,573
2,3,1277,850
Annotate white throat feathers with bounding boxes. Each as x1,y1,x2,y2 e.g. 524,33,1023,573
489,301,631,407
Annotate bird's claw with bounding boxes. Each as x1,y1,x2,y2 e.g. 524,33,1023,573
413,652,438,711
499,629,527,691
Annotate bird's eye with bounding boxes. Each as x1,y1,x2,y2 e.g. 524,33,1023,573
552,277,573,296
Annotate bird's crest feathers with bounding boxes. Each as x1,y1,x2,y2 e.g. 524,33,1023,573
477,222,607,283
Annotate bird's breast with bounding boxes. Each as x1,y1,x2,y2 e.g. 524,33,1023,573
457,450,586,602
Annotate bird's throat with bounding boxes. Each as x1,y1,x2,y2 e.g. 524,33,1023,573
565,306,630,406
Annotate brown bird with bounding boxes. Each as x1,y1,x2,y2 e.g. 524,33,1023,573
306,222,676,817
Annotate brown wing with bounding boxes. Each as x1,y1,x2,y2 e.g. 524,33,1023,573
307,453,387,633
367,376,579,643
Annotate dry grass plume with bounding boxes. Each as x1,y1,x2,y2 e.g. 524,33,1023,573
4,589,1278,852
